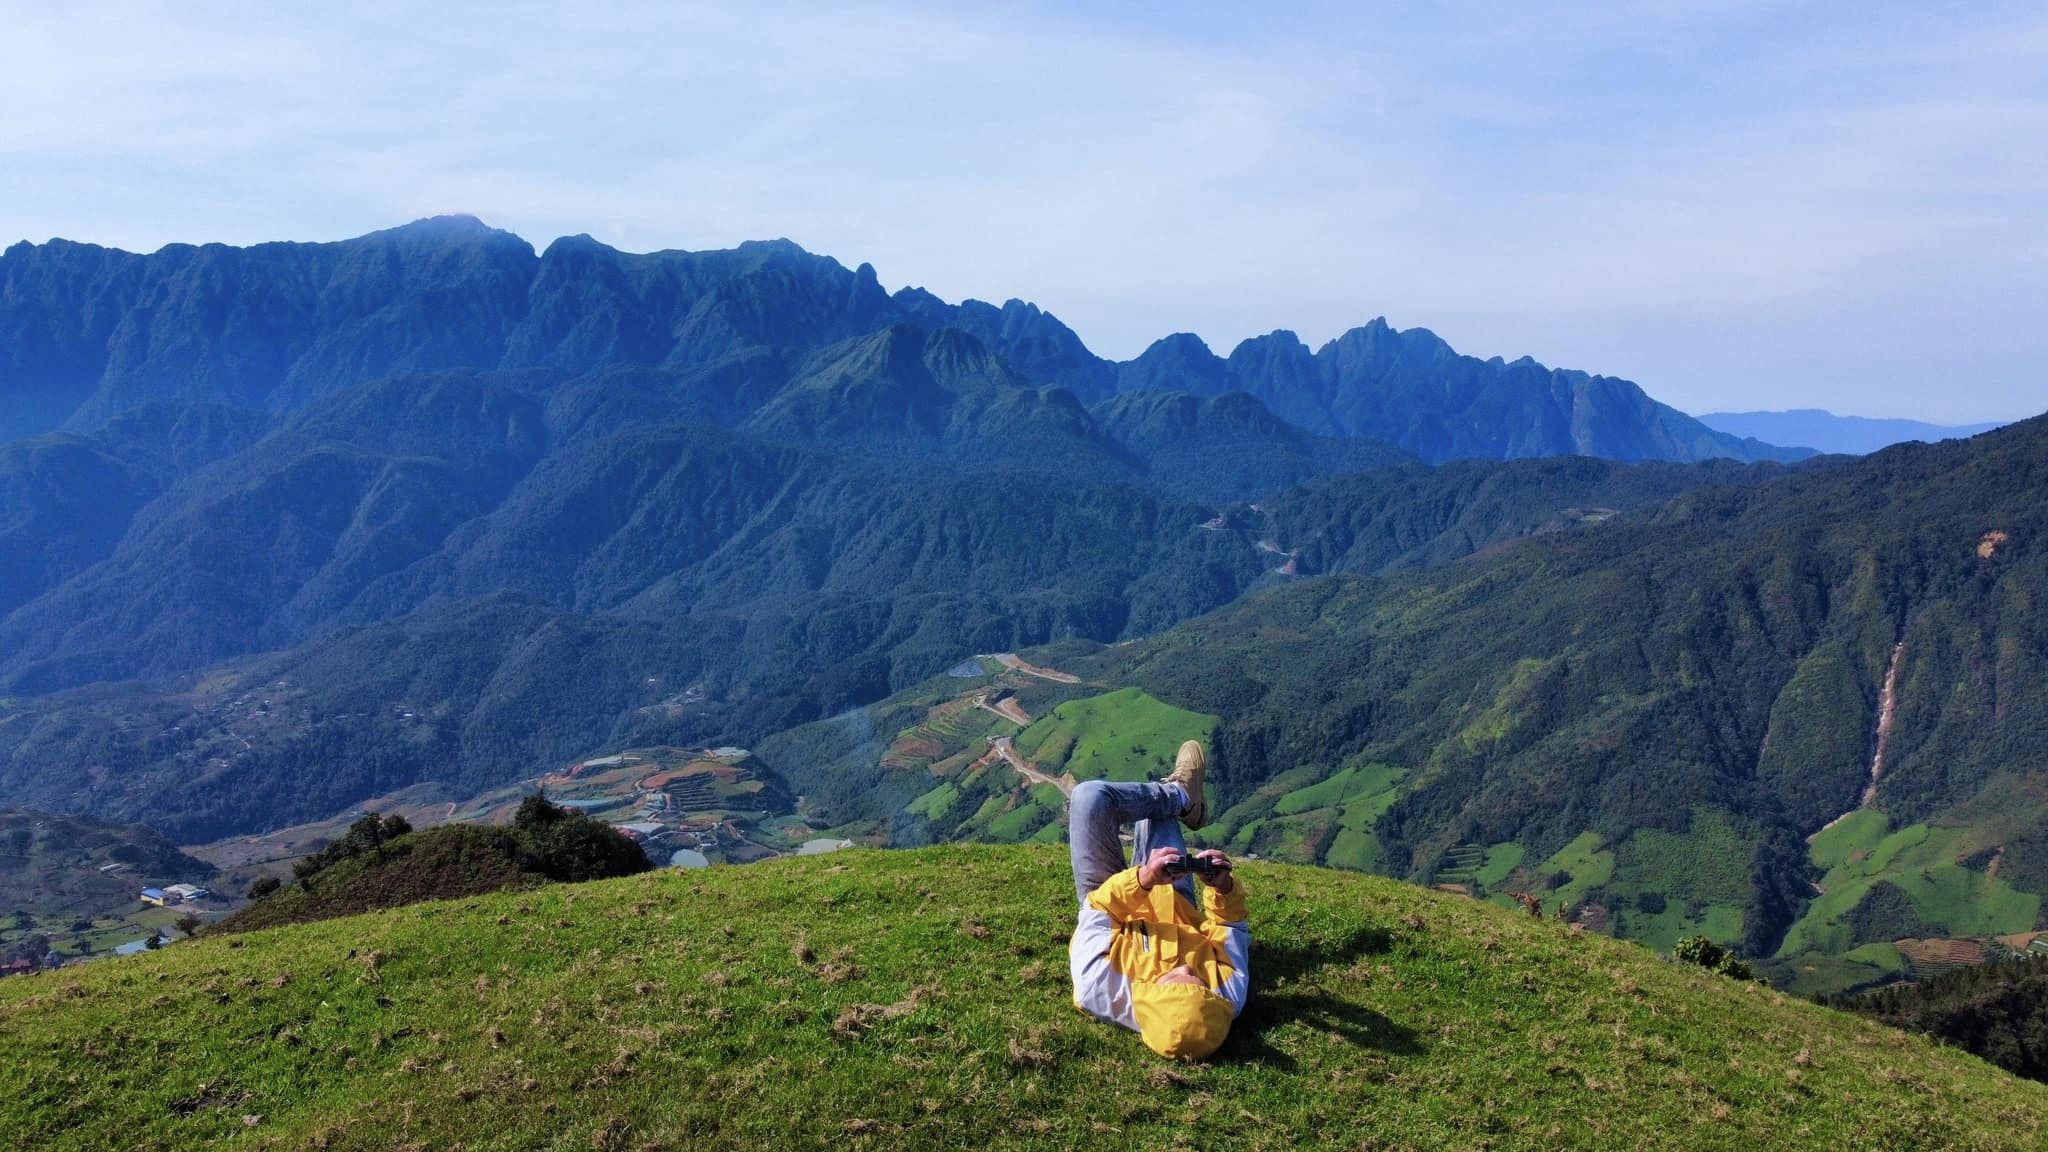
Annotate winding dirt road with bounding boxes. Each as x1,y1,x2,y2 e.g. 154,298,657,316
990,735,1075,797
972,691,1032,727
990,653,1081,685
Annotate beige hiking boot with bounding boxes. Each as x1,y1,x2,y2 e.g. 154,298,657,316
1164,740,1209,829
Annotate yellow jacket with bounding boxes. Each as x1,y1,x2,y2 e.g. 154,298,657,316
1069,868,1250,1059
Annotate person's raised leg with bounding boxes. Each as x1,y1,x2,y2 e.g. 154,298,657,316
1068,779,1189,905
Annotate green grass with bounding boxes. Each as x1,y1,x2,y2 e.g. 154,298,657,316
985,785,1066,842
907,782,961,822
1541,832,1615,913
1474,842,1526,890
1273,761,1404,817
1259,761,1406,876
1777,817,2042,959
1809,809,1892,872
1603,809,1754,950
1012,688,1217,784
4,845,2045,1151
1619,901,1746,955
1846,942,1911,972
1237,812,1337,864
1322,827,1380,872
1772,943,1915,1001
1204,764,1323,847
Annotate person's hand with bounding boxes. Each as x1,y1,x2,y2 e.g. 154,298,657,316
1137,847,1184,890
1194,849,1235,893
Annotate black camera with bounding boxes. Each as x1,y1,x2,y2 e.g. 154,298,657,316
1163,852,1226,880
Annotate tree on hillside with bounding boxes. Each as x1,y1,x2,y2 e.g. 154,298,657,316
174,914,202,938
1834,955,2048,1084
293,812,418,888
514,793,650,881
514,792,566,831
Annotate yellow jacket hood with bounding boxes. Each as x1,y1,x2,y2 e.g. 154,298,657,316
1132,981,1235,1059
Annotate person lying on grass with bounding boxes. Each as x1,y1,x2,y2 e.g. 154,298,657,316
1067,740,1249,1060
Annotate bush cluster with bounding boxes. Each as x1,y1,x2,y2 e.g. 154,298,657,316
1673,935,1755,982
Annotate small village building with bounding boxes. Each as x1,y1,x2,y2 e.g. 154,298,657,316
140,888,169,906
163,884,209,903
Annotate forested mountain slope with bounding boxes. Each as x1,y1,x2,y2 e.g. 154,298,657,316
0,218,1825,843
752,417,2048,987
0,442,1752,841
1123,323,1805,463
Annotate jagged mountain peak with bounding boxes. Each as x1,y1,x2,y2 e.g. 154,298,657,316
0,220,1808,463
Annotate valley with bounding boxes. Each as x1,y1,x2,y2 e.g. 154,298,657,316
5,9,2044,1144
0,220,2041,1008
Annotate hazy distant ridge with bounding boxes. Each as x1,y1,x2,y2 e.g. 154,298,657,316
1698,409,2005,456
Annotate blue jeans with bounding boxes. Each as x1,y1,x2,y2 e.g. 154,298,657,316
1068,779,1195,907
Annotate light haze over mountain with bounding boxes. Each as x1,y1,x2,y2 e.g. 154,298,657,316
1698,410,2008,456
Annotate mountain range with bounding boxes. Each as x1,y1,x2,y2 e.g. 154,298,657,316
8,217,2041,991
0,219,1803,793
1698,409,2008,455
3,216,1797,464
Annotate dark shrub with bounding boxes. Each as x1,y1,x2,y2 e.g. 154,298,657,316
1673,934,1754,982
515,797,651,882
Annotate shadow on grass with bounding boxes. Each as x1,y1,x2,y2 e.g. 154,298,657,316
1220,924,1423,1067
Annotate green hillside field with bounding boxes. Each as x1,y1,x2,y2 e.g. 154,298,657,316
4,845,2045,1151
1013,687,1218,784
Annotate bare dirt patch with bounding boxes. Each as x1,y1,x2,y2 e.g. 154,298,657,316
991,653,1081,685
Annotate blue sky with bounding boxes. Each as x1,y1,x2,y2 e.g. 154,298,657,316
2,2,2042,423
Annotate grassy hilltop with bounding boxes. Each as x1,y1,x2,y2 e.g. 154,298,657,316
5,846,2047,1152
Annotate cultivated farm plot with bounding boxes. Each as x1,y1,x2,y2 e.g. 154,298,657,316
883,698,1010,773
1011,687,1216,784
1517,810,1752,950
1777,813,2039,959
1765,809,2041,997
